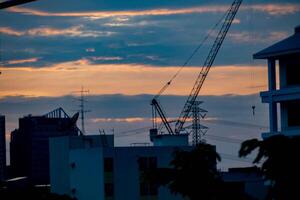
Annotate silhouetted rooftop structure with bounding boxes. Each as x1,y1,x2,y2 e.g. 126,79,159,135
222,167,267,200
10,108,78,185
254,25,300,59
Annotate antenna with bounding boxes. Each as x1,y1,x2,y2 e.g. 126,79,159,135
99,129,109,147
73,86,91,135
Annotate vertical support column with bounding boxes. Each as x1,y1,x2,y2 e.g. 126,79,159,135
268,59,278,133
268,58,276,90
269,102,278,133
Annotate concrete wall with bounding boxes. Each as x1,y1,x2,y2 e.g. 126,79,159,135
50,136,105,200
151,134,189,147
49,137,70,195
51,140,258,200
50,136,189,200
105,146,186,200
70,148,104,200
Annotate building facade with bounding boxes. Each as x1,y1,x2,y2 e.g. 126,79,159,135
254,25,300,138
50,134,191,200
0,115,6,182
10,108,78,184
222,167,268,200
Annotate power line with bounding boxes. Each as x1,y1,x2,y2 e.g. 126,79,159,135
114,125,251,146
206,134,244,144
220,153,254,163
114,126,151,138
204,118,268,130
154,8,230,99
114,127,256,163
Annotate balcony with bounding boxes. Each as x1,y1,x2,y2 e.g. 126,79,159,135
262,128,300,139
260,86,300,103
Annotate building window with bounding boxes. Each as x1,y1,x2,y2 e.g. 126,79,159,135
105,183,114,197
149,157,157,169
104,157,113,172
138,157,157,171
138,157,158,196
140,183,148,196
149,182,158,195
287,100,300,127
138,157,147,171
286,64,300,86
140,183,158,196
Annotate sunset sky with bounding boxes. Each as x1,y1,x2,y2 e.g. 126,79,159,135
0,0,299,168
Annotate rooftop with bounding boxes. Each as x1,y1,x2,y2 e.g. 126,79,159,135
253,25,300,59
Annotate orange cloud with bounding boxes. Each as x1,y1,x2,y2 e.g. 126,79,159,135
227,31,289,43
90,56,123,61
6,57,39,65
0,27,24,36
0,60,267,97
90,117,185,124
0,25,116,37
232,18,241,24
7,6,228,18
103,20,157,27
7,3,299,19
91,117,146,123
27,25,115,37
247,4,300,15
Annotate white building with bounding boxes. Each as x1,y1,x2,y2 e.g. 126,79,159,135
254,25,300,138
49,134,190,200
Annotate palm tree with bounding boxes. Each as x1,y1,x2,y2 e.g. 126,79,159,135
239,135,300,200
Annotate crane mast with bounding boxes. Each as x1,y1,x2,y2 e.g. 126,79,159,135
174,0,242,134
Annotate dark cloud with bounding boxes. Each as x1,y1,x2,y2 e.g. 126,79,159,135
0,93,268,134
1,0,299,68
0,93,268,168
7,0,300,12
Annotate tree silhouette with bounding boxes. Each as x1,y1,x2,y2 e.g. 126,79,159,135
0,186,73,200
143,143,223,200
239,135,300,200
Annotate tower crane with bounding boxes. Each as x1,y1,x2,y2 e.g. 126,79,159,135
151,0,243,136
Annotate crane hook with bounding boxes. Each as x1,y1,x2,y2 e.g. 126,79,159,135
251,105,256,116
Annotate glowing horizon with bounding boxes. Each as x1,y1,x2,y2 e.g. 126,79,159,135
0,60,267,97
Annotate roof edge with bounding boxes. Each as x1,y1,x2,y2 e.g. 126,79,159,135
253,48,300,59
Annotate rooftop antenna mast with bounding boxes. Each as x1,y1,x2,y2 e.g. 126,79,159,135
73,86,90,135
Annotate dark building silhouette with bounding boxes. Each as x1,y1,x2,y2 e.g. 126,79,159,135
222,167,268,200
0,115,5,181
10,108,78,185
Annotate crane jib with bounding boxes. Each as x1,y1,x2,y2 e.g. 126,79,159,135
175,0,243,134
151,0,243,135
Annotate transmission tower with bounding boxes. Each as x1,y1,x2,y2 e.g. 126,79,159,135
73,86,90,135
185,101,208,145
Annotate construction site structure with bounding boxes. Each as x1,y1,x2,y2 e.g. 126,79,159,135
151,0,243,141
184,101,208,145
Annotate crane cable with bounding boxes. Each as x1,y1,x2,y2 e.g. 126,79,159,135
248,0,256,117
154,8,230,99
